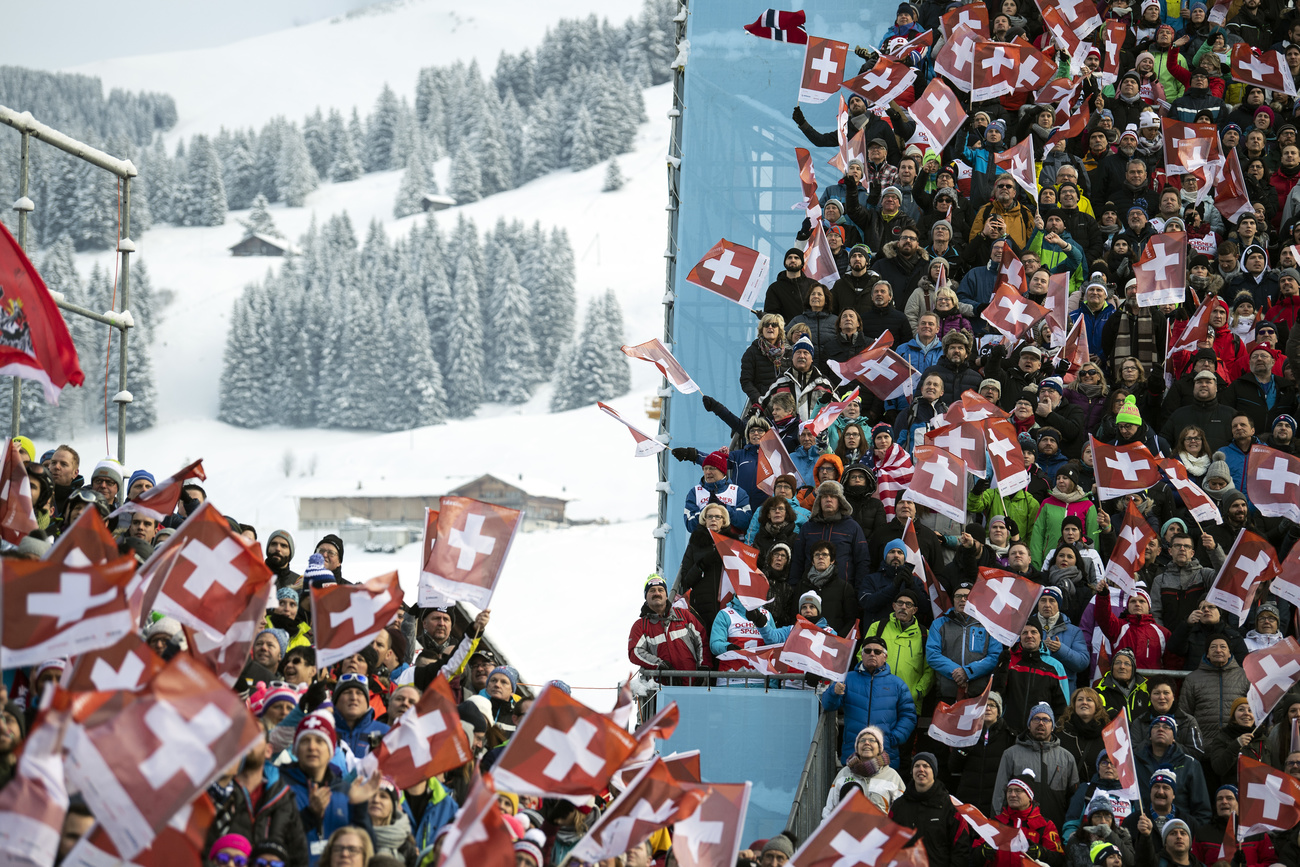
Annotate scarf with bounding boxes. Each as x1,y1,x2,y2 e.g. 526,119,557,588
1113,305,1158,367
1049,484,1090,503
763,338,785,361
1180,452,1210,476
805,562,838,589
371,813,412,855
847,751,891,778
1078,381,1103,397
1136,133,1163,157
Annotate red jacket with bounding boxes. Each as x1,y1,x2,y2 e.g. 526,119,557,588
628,603,710,673
1094,591,1171,669
1193,819,1277,865
1265,293,1300,332
982,804,1063,867
1270,167,1300,224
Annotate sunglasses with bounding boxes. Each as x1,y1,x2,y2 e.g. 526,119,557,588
214,856,247,867
862,648,887,655
254,860,285,867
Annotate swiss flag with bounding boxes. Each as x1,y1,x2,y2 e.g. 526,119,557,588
0,220,85,402
1243,637,1300,726
799,36,849,104
674,781,751,867
1091,436,1161,501
941,4,988,39
812,387,860,436
779,616,855,681
1215,149,1256,224
372,675,472,790
686,239,770,309
58,654,262,859
44,506,119,567
910,77,967,154
934,24,984,93
0,439,37,545
438,774,515,867
843,57,917,109
1231,45,1297,97
622,338,698,394
966,568,1039,648
611,745,698,791
1134,232,1186,307
903,517,951,619
929,680,991,747
1051,313,1090,381
492,684,638,801
952,391,1010,423
802,222,840,289
1176,139,1224,207
981,283,1046,342
1158,458,1222,525
711,531,769,611
599,401,666,458
790,789,913,866
972,42,1021,100
1246,445,1300,525
998,248,1027,296
828,347,918,402
416,506,446,608
902,445,968,525
1039,6,1088,71
796,147,823,221
1099,21,1127,86
311,570,403,669
885,28,934,61
135,501,273,641
62,631,164,692
713,642,789,675
0,701,70,867
1009,38,1058,94
620,702,681,769
1102,708,1143,799
756,427,803,493
1046,104,1090,158
1,553,136,668
185,587,262,688
1168,290,1217,354
924,420,987,479
1043,272,1071,345
62,794,215,867
1271,540,1300,611
567,758,706,863
993,135,1038,197
1238,756,1300,836
951,796,1029,852
1102,497,1156,596
109,459,205,523
1044,0,1102,36
424,495,522,608
986,418,1029,498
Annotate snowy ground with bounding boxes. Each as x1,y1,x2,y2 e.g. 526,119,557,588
51,2,672,696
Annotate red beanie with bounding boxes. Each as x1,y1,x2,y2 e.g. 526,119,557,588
703,449,729,474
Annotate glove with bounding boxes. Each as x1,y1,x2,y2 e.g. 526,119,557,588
671,447,699,464
972,477,991,495
1004,517,1020,539
302,680,331,714
988,344,1007,362
708,491,722,504
1054,359,1071,376
702,394,722,414
747,608,769,627
854,44,872,59
792,106,806,125
1148,362,1164,381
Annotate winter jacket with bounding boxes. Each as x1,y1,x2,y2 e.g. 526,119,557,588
821,661,918,766
992,644,1070,736
1069,304,1117,362
1131,706,1205,763
281,763,372,867
1178,655,1250,740
1093,671,1151,724
763,271,820,324
950,720,1018,816
831,269,880,321
986,803,1065,867
208,777,310,867
673,526,734,636
1148,559,1216,632
1057,713,1107,785
926,608,1004,701
1094,590,1172,670
863,614,934,708
920,355,983,404
859,301,914,346
871,242,929,308
788,309,840,363
857,562,927,628
1133,740,1213,825
709,597,781,673
1208,720,1268,786
889,780,973,867
1224,374,1298,437
333,707,388,759
627,601,710,673
791,492,872,596
1029,491,1099,567
967,487,1041,543
822,762,905,817
790,566,860,637
1062,777,1141,840
1161,398,1235,453
993,733,1082,832
1191,814,1277,866
411,778,460,850
957,261,999,316
1031,612,1090,678
1169,616,1249,673
739,338,791,406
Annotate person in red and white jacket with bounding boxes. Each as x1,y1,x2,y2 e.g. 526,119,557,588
627,574,710,674
1091,582,1172,671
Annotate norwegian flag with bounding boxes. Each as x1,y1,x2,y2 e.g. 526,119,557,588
1,553,136,668
802,221,840,289
743,8,807,43
1169,291,1217,355
58,654,263,859
756,427,803,494
674,781,752,867
0,221,85,403
986,418,1030,496
1158,458,1222,525
994,135,1038,197
929,680,991,747
686,239,770,309
423,495,522,608
1051,313,1090,380
1243,637,1300,725
0,440,37,545
934,24,983,93
799,36,849,104
1091,436,1161,501
779,616,856,681
369,675,472,790
109,459,205,523
966,568,1039,647
972,42,1021,101
1238,756,1300,836
622,338,698,394
0,701,70,867
941,4,988,39
954,391,1010,423
62,794,216,867
568,758,707,864
1039,6,1089,72
439,774,515,867
1246,445,1300,524
812,387,860,436
711,531,769,610
43,506,119,567
185,587,262,688
790,789,914,867
311,570,403,669
843,57,917,109
901,518,950,619
1216,149,1256,224
1102,497,1156,596
1272,540,1300,610
62,631,164,692
492,684,638,802
910,78,967,153
925,420,988,479
599,401,667,458
951,796,1029,852
1043,272,1071,345
796,147,823,221
982,283,1047,342
998,247,1027,295
1231,44,1298,97
903,445,968,525
1102,708,1143,800
1100,21,1127,86
1134,231,1187,307
133,501,273,641
828,347,918,402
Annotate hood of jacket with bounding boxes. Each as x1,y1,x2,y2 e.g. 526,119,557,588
882,240,929,263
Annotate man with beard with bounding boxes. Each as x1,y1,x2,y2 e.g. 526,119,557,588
763,248,819,324
841,465,887,546
920,331,981,403
792,94,905,163
265,529,299,588
870,227,927,307
830,243,878,317
1268,413,1297,452
970,177,1037,251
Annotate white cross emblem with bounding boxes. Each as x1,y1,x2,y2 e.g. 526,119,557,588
810,47,839,84
982,47,1014,77
89,652,146,690
1118,525,1146,563
968,814,1009,846
1110,723,1132,768
1257,457,1300,494
441,818,489,867
1105,450,1152,482
806,629,839,661
957,700,984,730
1239,52,1277,82
1234,550,1274,591
1106,39,1119,66
702,249,744,286
448,512,497,570
536,718,606,780
1257,656,1300,697
1247,774,1296,821
387,707,448,767
1009,151,1031,180
988,432,1015,464
27,572,117,627
986,576,1021,614
958,10,979,29
856,356,899,382
926,93,953,126
830,828,891,866
677,803,723,861
328,588,392,635
860,70,896,94
723,554,758,589
920,458,958,492
933,427,977,459
1015,57,1043,89
953,35,975,73
1057,0,1087,19
180,537,248,599
596,800,681,851
1138,243,1180,286
997,294,1034,327
139,701,232,788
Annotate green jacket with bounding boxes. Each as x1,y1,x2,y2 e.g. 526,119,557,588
968,487,1040,541
863,614,935,707
1026,229,1085,292
1028,493,1099,568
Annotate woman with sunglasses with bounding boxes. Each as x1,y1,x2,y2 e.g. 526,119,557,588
208,835,252,867
740,313,790,408
1064,362,1110,432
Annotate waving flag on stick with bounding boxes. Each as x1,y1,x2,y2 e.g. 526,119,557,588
621,339,698,394
599,402,666,458
1101,708,1142,799
686,240,769,309
1103,497,1156,596
109,459,205,522
0,221,86,402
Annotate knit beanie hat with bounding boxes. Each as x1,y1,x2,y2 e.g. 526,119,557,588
644,573,667,596
1204,451,1233,487
1090,841,1121,865
702,449,729,474
1085,792,1115,817
267,529,295,560
1161,819,1191,843
792,335,816,356
912,751,939,773
303,553,335,586
1150,768,1178,788
798,590,823,613
933,219,953,237
785,247,805,266
987,691,1004,716
490,665,521,693
1116,394,1142,426
209,835,252,860
316,533,345,562
883,538,908,559
255,628,289,658
294,706,337,752
979,378,1002,395
1028,701,1055,726
986,119,1007,140
762,835,795,857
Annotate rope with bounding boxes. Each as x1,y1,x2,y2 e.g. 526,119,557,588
103,178,122,456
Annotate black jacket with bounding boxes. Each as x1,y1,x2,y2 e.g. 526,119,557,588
888,780,972,867
739,339,791,406
1224,374,1297,435
763,272,819,324
949,720,1017,816
207,778,310,867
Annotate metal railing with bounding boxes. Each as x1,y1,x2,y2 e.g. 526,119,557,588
644,669,808,689
786,709,838,841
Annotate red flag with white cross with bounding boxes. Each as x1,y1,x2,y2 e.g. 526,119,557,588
674,781,751,867
1230,45,1297,97
61,793,216,867
951,795,1029,851
58,655,262,860
1238,755,1300,836
491,684,638,802
828,347,918,402
842,57,917,109
1039,0,1102,36
966,568,1039,648
902,517,950,619
910,77,967,153
1158,458,1222,525
924,420,987,479
812,387,860,436
779,616,855,681
934,24,983,92
902,445,968,525
1102,497,1156,596
1243,637,1300,724
1102,708,1143,799
941,4,988,39
981,282,1046,342
1051,313,1090,381
109,459,205,523
62,631,165,692
599,402,667,458
972,42,1021,100
686,239,770,309
622,338,698,394
953,391,1010,423
789,789,914,867
1271,541,1300,611
372,675,472,790
1099,21,1127,86
1038,5,1089,72
986,418,1029,496
1009,38,1058,95
311,570,403,669
44,506,120,567
799,36,849,103
1134,232,1186,307
997,247,1027,296
437,773,515,867
1168,290,1217,355
993,135,1038,197
1206,528,1279,625
0,439,37,545
1044,272,1070,345
711,531,769,611
1215,149,1256,224
0,701,71,867
184,588,263,688
796,147,823,221
756,426,803,493
1246,445,1300,525
425,495,522,609
1091,436,1161,501
1161,118,1219,177
802,221,840,290
567,758,707,864
929,680,991,747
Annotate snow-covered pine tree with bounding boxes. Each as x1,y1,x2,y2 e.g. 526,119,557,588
220,134,259,211
182,134,228,227
532,226,577,369
253,119,285,202
383,296,448,429
145,138,177,224
327,109,364,182
486,248,540,403
277,125,320,208
449,142,482,204
364,85,402,173
414,68,447,152
416,223,455,373
219,281,273,427
550,297,612,412
72,151,119,250
547,339,577,413
393,133,434,219
600,289,632,398
518,89,560,183
239,193,282,238
602,158,625,191
476,93,513,196
500,91,527,186
302,109,332,178
444,250,485,417
389,97,419,170
332,272,390,429
569,104,601,171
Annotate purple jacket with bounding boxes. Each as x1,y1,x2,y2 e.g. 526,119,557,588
1063,388,1108,432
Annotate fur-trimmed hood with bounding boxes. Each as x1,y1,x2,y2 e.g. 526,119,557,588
881,240,931,262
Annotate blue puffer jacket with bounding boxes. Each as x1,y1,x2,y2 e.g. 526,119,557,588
333,707,389,759
888,336,944,412
790,445,819,485
820,661,917,766
1032,612,1091,678
281,763,372,866
956,262,998,317
412,778,460,850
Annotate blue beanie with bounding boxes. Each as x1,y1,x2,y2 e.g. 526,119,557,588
1029,701,1055,726
883,538,908,558
302,553,335,586
276,587,298,602
548,680,571,695
127,469,156,491
489,665,520,693
256,627,289,658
